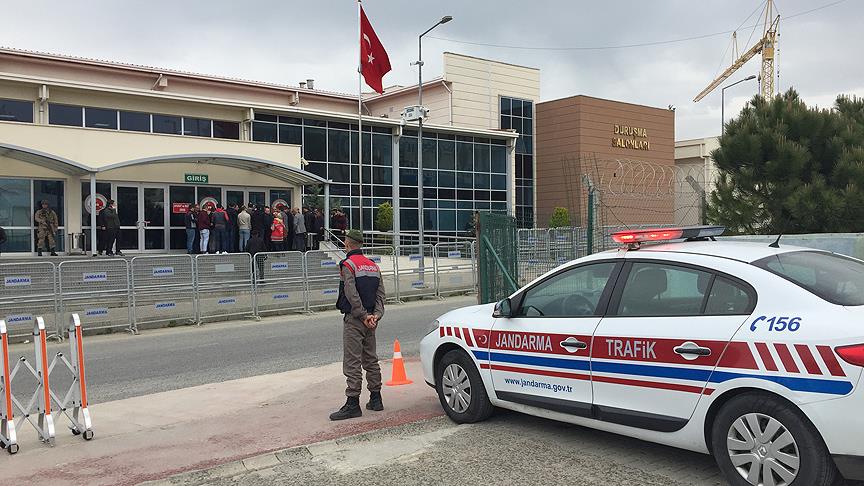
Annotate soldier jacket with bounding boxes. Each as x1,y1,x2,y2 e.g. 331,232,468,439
337,250,385,321
35,208,59,232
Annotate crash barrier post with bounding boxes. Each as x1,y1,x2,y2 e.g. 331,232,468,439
58,259,133,335
395,244,437,299
0,262,59,342
194,253,254,323
253,251,307,316
361,246,400,303
47,313,93,441
8,317,56,445
0,320,18,454
304,249,343,311
131,255,196,329
433,241,476,297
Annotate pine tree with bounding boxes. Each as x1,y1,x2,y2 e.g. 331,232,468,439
707,89,864,234
548,207,571,228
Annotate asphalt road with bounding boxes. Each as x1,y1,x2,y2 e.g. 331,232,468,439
8,295,476,404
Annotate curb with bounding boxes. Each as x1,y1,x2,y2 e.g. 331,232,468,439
140,445,314,486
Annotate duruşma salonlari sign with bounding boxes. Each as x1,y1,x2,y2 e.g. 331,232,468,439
612,124,651,150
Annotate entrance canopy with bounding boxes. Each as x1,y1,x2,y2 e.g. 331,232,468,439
0,143,91,175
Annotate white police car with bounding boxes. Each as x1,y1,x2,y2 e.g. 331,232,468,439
420,226,864,486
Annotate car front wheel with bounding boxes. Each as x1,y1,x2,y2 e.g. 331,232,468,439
710,393,839,486
435,349,493,424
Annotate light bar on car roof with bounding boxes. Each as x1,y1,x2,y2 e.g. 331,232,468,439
610,225,725,244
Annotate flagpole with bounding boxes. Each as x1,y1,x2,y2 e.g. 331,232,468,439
357,0,364,234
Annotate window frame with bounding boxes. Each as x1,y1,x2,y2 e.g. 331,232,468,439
606,259,757,318
511,259,624,319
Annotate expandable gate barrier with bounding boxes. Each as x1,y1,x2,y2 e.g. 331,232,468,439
0,314,93,455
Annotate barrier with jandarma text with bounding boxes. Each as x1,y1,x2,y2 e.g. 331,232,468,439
361,246,400,303
58,259,133,334
395,244,437,299
433,241,476,297
304,249,343,311
195,253,254,322
253,251,306,316
131,255,196,328
0,262,58,341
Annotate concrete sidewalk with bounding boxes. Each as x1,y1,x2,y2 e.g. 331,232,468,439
0,359,441,486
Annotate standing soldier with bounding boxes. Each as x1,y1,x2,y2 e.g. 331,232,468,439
330,230,386,421
34,200,59,256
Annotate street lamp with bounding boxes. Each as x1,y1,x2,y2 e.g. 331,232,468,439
415,15,452,255
721,75,756,135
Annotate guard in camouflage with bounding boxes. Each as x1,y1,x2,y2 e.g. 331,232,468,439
34,200,59,256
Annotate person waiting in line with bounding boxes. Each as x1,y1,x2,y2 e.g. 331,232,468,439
227,203,239,253
34,200,59,257
313,208,325,250
245,230,267,277
237,205,251,252
331,209,348,243
270,214,286,251
293,207,307,252
101,199,122,256
303,207,315,248
184,204,199,255
211,204,231,254
197,205,212,254
250,204,264,239
95,204,106,256
263,206,274,250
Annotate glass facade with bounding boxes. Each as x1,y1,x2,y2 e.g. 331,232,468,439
501,97,534,228
0,178,65,253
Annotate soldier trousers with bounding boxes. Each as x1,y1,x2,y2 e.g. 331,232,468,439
36,229,55,251
342,314,381,397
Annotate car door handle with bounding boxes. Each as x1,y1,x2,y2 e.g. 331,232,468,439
560,337,588,352
674,342,712,357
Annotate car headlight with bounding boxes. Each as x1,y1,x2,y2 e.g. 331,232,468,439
426,319,440,335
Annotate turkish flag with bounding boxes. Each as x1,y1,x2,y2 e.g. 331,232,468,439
360,6,391,94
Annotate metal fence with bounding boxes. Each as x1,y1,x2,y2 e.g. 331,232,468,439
254,251,306,315
395,244,437,299
0,262,57,340
131,255,196,327
304,249,343,310
433,242,476,297
58,259,132,334
362,246,400,303
195,253,254,322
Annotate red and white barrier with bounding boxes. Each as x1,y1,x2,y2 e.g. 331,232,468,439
0,319,19,454
48,314,93,440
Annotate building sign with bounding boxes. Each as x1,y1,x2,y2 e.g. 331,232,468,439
172,202,191,214
84,193,108,214
612,124,651,151
271,199,289,211
184,173,209,184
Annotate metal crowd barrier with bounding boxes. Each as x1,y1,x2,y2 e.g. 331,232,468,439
0,262,58,341
253,251,306,316
58,259,133,335
304,249,343,311
362,246,400,303
131,255,196,328
433,241,476,297
195,253,254,323
396,244,437,299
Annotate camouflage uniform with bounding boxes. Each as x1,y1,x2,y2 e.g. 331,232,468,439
34,206,59,252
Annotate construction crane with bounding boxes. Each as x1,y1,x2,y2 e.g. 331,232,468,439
694,0,780,102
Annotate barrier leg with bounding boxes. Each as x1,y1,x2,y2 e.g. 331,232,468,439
31,317,55,445
0,321,19,454
47,314,93,441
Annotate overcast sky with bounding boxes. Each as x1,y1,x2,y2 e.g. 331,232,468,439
2,0,860,139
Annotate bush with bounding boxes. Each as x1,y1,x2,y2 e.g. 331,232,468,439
548,207,571,228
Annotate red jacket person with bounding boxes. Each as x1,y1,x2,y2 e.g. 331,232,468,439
330,229,386,420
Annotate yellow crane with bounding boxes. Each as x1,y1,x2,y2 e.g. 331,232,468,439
694,0,780,102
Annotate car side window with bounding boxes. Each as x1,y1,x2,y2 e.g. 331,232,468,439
516,262,616,317
704,277,752,315
618,262,711,317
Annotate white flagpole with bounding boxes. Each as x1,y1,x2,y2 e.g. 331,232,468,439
357,0,364,233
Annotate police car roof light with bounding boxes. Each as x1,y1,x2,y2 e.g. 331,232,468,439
610,225,725,245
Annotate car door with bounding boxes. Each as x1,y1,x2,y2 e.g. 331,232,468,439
488,260,621,418
590,256,756,432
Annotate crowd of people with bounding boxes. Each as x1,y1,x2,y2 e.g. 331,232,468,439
183,203,327,255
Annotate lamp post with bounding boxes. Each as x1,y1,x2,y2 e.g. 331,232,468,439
415,15,452,256
721,75,756,135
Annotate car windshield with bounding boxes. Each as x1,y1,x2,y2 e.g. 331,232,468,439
753,251,864,306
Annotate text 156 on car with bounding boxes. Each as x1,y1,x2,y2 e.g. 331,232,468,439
420,226,864,486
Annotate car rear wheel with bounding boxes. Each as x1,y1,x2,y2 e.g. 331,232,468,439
435,349,493,424
710,393,839,486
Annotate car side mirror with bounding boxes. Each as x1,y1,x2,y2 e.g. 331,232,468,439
493,298,512,318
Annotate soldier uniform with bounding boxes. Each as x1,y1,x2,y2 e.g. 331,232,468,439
330,230,386,421
34,201,59,256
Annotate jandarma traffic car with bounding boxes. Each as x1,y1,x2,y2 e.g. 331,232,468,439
420,226,864,486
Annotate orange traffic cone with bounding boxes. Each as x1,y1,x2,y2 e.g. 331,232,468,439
385,339,413,386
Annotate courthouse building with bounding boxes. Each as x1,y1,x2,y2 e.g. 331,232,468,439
0,48,539,254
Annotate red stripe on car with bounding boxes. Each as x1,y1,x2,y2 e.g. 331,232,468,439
816,345,847,377
774,343,800,373
754,342,779,372
795,344,822,375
